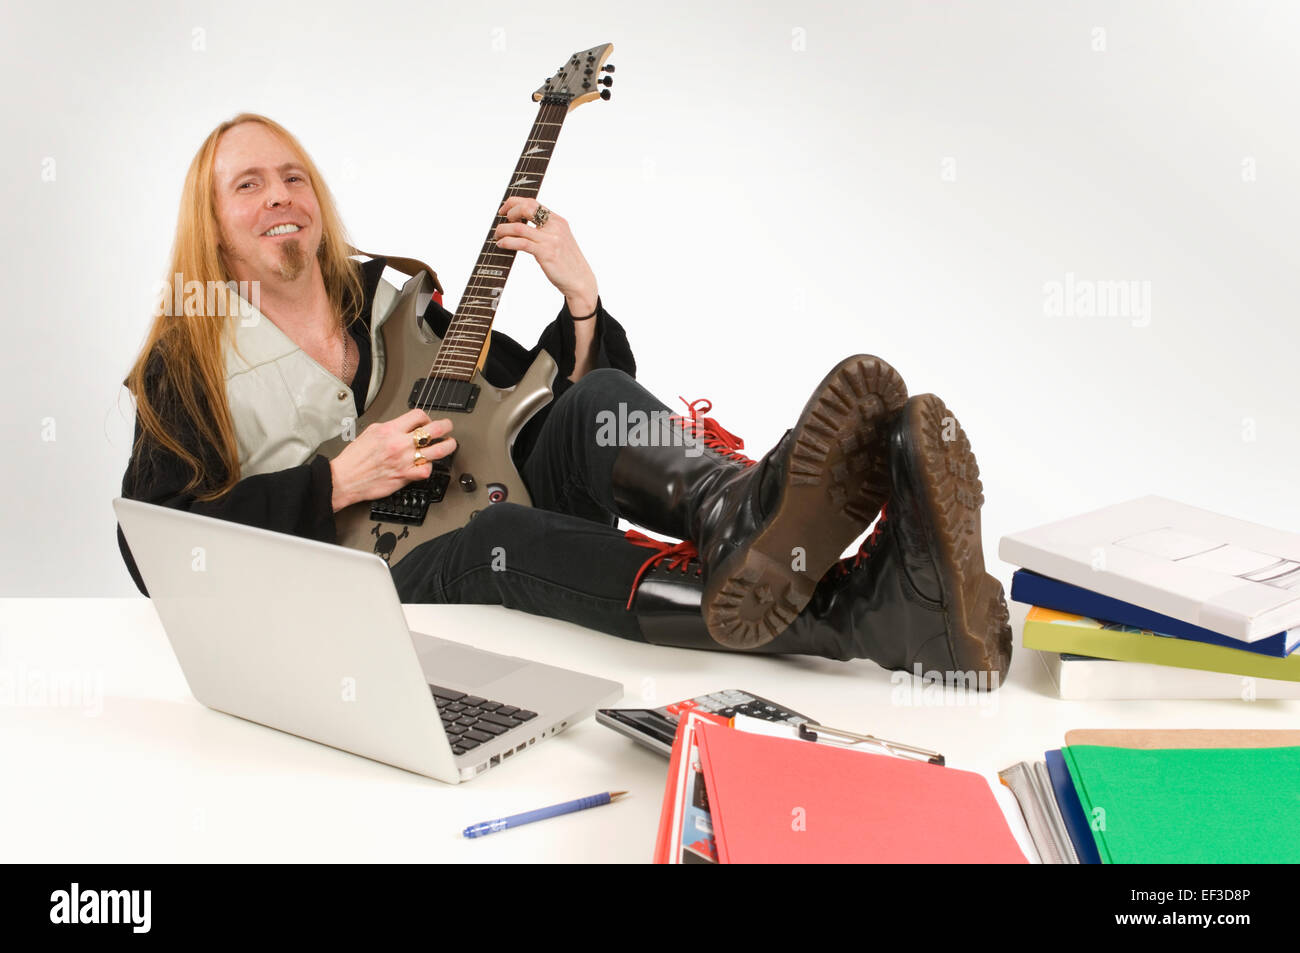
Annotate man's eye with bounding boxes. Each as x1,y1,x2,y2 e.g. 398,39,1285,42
287,175,303,183
238,182,255,190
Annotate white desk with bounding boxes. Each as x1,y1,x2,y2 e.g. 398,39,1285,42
3,598,1297,863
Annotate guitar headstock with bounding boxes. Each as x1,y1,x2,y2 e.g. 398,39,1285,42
532,43,615,111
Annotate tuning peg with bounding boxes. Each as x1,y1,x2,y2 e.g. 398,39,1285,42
599,75,612,87
602,63,615,73
600,88,611,101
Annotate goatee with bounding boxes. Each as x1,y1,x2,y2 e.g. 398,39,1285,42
274,238,308,281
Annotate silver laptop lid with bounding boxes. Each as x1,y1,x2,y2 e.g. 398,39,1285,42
114,498,460,782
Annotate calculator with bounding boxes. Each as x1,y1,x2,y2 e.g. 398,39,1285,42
596,690,815,757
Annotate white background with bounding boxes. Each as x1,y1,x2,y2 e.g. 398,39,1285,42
3,0,1298,596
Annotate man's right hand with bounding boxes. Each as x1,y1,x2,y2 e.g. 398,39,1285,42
328,409,456,512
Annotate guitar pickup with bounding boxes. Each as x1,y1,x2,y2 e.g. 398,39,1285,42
369,470,451,525
409,378,480,413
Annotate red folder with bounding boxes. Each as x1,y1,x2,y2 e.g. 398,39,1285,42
652,710,728,864
694,721,1026,863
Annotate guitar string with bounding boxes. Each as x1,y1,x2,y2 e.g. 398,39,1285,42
419,103,538,418
417,98,566,426
420,103,541,410
423,98,562,405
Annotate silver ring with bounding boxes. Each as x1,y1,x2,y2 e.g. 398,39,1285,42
532,205,551,228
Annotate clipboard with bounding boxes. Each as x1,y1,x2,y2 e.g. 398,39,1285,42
730,713,946,765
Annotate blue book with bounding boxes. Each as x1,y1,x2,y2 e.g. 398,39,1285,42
1045,749,1101,865
1011,569,1299,658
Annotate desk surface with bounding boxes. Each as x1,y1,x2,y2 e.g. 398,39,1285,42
3,598,1296,863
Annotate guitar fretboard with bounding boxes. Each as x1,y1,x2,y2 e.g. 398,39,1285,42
428,101,570,382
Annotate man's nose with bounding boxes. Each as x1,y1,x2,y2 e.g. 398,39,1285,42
264,181,292,207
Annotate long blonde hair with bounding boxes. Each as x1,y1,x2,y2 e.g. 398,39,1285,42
124,113,364,500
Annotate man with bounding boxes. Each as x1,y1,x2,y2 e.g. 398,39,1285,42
118,112,1011,684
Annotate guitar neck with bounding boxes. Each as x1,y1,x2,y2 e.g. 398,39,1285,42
433,101,571,382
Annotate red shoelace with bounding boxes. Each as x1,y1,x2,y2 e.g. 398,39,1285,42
622,529,701,610
669,397,757,468
836,504,890,576
622,397,754,609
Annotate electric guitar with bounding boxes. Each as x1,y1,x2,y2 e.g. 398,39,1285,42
317,43,615,567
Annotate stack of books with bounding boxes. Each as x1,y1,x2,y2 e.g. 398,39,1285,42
999,497,1300,699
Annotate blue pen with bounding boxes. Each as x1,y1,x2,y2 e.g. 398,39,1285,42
463,791,629,838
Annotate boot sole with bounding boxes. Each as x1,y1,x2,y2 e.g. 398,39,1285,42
702,354,908,649
895,395,1011,681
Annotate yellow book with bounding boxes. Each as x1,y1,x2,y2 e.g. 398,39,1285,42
1022,607,1300,682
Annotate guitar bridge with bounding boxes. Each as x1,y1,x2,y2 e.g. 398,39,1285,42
369,469,452,524
409,378,479,413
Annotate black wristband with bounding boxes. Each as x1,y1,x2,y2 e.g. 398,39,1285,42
570,296,600,321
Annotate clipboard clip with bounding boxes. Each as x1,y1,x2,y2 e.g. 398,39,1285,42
797,722,946,766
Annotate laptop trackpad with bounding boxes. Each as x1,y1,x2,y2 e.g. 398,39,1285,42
414,638,529,690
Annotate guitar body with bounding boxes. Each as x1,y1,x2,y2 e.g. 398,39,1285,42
317,270,558,568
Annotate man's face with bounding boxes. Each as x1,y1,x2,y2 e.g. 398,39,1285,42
212,122,323,285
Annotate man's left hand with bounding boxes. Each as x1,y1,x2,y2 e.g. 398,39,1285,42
495,197,598,317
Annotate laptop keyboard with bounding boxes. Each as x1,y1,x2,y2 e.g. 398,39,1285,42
429,684,537,757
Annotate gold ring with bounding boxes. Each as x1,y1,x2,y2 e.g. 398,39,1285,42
412,428,432,449
413,450,428,467
532,205,551,228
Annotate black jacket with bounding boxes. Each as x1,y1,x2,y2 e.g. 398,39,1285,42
116,256,637,594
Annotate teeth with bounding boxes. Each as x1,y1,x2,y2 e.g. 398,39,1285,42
264,224,300,236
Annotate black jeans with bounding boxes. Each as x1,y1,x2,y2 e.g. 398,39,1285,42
389,368,693,642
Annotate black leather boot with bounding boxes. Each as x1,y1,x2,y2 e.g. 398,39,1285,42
621,394,1012,688
611,354,908,651
871,393,1012,681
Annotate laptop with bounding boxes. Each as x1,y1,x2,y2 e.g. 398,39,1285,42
113,498,623,783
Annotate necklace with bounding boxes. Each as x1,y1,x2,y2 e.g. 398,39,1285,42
340,326,356,384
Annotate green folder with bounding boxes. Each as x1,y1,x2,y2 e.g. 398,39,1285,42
1062,744,1300,863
